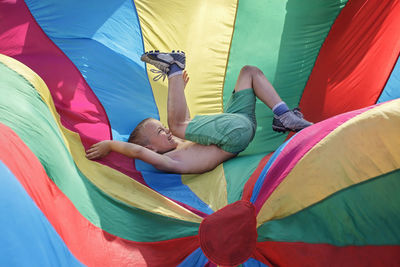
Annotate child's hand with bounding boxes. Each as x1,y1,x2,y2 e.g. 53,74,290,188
86,140,112,159
183,70,190,89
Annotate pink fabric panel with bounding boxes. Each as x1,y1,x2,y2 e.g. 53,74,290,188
0,0,146,184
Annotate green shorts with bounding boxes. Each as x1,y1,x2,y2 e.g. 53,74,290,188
185,88,256,153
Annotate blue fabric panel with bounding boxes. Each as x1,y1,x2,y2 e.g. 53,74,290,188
243,258,269,267
377,56,400,103
25,0,158,141
0,161,83,266
136,160,214,215
250,136,294,203
177,248,209,267
178,250,269,267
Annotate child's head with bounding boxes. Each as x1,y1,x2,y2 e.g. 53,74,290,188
128,118,178,153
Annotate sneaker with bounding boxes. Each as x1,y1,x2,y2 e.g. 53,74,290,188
140,50,186,73
292,107,303,119
272,109,313,132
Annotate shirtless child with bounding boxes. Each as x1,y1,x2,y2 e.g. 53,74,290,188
86,51,312,174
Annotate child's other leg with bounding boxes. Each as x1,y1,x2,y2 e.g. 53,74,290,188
141,50,189,138
234,65,312,132
167,72,190,139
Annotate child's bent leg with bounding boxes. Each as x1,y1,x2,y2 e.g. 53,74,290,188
234,65,312,132
234,65,282,109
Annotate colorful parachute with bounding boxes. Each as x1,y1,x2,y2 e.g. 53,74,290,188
1,0,400,266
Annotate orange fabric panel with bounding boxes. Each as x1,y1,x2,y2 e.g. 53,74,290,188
300,0,400,122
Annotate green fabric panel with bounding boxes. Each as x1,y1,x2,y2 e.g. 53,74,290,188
223,0,347,203
0,62,198,242
257,169,400,246
224,153,265,204
223,0,348,156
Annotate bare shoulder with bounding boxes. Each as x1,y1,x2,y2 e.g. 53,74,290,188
165,141,235,174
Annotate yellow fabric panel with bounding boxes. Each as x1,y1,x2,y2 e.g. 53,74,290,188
257,100,400,226
182,165,228,211
0,54,202,223
135,0,238,123
135,0,238,208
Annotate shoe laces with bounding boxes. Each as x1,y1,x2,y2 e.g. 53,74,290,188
150,68,167,81
292,108,304,119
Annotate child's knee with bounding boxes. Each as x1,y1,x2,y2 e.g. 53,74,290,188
240,65,262,76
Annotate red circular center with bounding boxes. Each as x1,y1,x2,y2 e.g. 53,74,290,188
199,200,257,266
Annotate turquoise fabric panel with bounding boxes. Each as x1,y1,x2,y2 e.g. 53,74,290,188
378,56,400,103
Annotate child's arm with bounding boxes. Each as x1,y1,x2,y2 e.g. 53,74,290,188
85,140,181,173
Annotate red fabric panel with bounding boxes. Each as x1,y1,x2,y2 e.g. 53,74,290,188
300,0,400,122
0,0,146,184
254,241,400,267
199,201,257,266
0,123,199,266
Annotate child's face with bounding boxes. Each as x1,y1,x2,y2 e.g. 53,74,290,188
143,119,178,153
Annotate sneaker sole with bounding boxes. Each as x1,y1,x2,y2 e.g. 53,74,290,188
141,51,185,69
140,54,170,72
272,125,302,133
